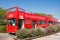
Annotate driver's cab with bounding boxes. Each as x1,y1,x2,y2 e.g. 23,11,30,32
7,18,17,34
7,18,24,34
8,19,16,26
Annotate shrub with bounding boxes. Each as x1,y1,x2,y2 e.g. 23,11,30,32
35,28,46,36
29,28,46,37
45,27,53,34
16,28,46,39
56,25,60,31
16,29,30,39
29,29,37,37
49,25,58,32
16,25,60,39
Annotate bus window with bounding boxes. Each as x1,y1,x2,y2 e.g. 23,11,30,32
8,19,16,26
38,20,46,25
42,20,46,24
38,20,42,25
54,21,57,25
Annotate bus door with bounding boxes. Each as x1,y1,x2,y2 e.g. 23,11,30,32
18,19,24,30
48,21,53,26
32,20,36,29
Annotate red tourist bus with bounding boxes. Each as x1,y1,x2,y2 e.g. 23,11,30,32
6,7,58,34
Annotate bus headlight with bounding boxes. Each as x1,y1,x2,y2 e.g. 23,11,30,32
12,23,15,26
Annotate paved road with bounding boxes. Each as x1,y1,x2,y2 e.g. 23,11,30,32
33,32,60,40
0,33,17,40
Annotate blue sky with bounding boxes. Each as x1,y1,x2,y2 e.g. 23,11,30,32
0,0,60,19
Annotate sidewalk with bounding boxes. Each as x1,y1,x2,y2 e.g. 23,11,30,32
33,32,60,40
0,33,16,40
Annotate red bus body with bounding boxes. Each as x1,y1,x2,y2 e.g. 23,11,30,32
6,7,58,34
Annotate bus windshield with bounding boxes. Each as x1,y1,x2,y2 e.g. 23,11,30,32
8,19,16,26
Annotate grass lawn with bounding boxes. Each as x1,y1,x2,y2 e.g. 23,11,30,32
0,25,6,33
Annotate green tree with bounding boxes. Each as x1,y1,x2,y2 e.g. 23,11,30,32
46,14,53,17
35,13,53,17
0,7,7,25
35,12,46,16
0,7,7,19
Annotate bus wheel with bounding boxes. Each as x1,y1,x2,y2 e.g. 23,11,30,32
9,33,15,35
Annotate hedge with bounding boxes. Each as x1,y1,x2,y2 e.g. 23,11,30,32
16,25,60,39
16,29,30,39
16,28,46,39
